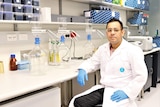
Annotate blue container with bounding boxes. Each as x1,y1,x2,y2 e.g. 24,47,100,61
14,13,23,20
91,10,112,24
21,0,32,5
0,4,3,11
0,11,3,20
3,0,12,3
23,5,32,13
105,0,112,3
2,3,12,12
23,13,32,20
17,61,29,70
32,0,39,6
33,7,39,14
13,5,23,12
13,0,21,4
3,12,13,20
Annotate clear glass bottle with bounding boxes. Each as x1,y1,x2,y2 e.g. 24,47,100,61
58,35,71,64
9,54,17,71
28,37,48,75
83,34,95,60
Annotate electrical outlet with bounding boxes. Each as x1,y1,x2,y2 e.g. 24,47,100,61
18,34,28,40
57,29,70,37
20,50,31,60
7,34,17,41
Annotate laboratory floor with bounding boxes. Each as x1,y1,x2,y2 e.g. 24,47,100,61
136,83,160,107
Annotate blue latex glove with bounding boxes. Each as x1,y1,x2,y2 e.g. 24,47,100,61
111,90,129,102
77,69,88,86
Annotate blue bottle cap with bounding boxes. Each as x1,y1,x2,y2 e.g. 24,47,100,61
60,35,65,43
87,34,91,41
35,37,40,44
11,54,15,58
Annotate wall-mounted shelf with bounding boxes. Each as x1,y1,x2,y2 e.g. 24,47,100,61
0,20,106,31
71,0,143,11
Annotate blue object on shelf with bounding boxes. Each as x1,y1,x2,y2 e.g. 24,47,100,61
127,12,147,25
105,0,112,3
91,9,112,24
23,13,32,21
2,3,12,12
13,0,21,4
14,13,23,20
153,30,160,47
32,0,39,6
112,11,120,20
13,5,23,12
153,36,160,47
23,5,33,13
0,11,3,20
33,7,39,14
3,0,12,3
3,11,13,20
21,0,32,5
125,0,150,11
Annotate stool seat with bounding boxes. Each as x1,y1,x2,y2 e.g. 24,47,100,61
95,104,102,107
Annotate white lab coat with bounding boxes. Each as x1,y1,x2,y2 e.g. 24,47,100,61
69,39,148,107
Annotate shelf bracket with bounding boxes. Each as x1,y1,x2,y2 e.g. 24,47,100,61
59,0,62,15
13,24,18,31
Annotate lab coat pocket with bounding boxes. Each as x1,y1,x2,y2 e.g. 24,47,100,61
121,56,131,70
115,56,131,77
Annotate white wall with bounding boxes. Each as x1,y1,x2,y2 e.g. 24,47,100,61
40,0,59,14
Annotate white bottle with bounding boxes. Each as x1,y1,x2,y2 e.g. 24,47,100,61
58,35,71,64
83,34,95,60
28,37,48,75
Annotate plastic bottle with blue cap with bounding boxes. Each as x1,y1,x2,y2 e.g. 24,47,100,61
28,37,48,75
58,35,71,64
83,34,95,60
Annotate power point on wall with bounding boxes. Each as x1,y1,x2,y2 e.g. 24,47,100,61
7,34,17,41
18,34,28,40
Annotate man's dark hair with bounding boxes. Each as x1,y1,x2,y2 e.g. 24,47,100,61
106,18,123,30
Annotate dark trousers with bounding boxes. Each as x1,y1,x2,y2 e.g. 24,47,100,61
74,88,104,107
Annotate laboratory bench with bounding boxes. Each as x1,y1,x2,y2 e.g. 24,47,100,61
0,48,160,107
0,60,83,107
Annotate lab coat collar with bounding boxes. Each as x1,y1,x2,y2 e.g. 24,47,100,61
109,39,127,59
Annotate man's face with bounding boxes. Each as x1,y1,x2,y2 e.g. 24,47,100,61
106,21,125,46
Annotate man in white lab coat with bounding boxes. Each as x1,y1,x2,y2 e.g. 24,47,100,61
69,18,148,107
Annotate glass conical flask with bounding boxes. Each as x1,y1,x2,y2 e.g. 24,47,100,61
28,37,48,75
83,34,95,60
58,35,71,64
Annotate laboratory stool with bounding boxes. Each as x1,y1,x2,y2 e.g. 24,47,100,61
137,87,144,101
95,104,102,107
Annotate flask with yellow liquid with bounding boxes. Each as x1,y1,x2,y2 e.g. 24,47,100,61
0,61,4,73
48,38,60,66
